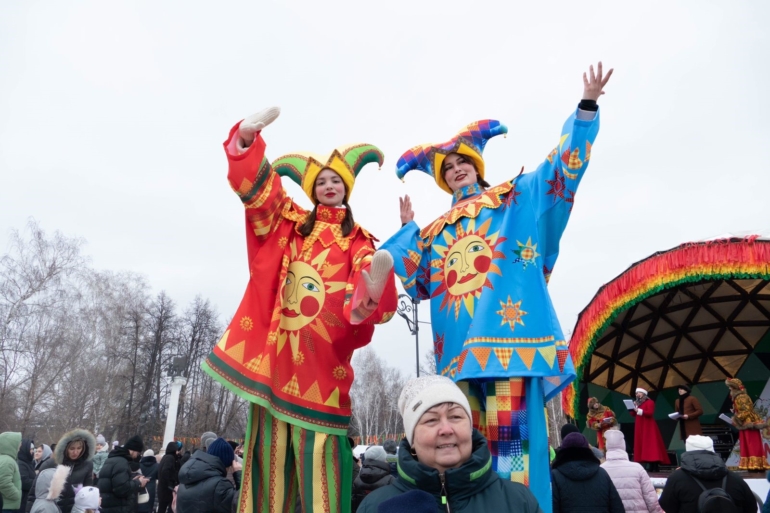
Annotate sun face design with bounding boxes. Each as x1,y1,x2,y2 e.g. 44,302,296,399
431,218,505,319
444,235,494,295
275,240,347,360
279,261,326,332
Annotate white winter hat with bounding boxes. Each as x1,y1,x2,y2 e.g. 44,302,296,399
398,375,472,445
685,435,715,453
75,486,100,510
143,449,154,457
635,388,648,395
604,430,626,452
95,435,106,445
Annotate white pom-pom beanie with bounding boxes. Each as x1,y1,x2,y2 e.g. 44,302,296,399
398,375,472,445
685,435,715,453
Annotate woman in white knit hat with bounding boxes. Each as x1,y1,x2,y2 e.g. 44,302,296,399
358,375,543,513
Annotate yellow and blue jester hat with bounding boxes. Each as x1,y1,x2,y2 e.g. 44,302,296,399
272,144,384,204
396,120,507,194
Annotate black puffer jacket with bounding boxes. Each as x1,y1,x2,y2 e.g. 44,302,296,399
17,438,36,513
97,447,142,513
352,460,395,511
28,429,95,513
551,446,625,513
659,450,757,513
176,450,241,513
358,430,544,513
138,455,159,513
157,442,179,503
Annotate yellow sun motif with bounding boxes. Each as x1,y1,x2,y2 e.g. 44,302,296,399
278,236,288,249
292,350,305,365
239,316,254,331
431,217,505,319
266,331,278,345
275,240,347,361
332,365,347,380
497,297,527,331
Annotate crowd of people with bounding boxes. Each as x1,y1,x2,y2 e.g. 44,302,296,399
3,375,769,513
0,430,243,513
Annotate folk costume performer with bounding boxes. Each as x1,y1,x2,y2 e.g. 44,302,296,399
203,107,398,513
381,62,612,513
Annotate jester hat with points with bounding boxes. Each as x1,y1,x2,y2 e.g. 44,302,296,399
272,144,384,204
396,120,508,194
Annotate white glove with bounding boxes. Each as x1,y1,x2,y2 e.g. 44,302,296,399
637,409,644,416
361,250,394,303
238,106,281,150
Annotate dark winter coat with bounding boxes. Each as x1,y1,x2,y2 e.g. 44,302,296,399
138,456,159,513
358,430,544,513
659,450,757,513
157,443,179,504
176,450,241,513
28,430,95,513
352,460,395,511
385,454,398,479
551,446,625,513
16,439,36,513
97,447,142,513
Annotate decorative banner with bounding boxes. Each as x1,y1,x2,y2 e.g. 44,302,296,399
351,433,406,447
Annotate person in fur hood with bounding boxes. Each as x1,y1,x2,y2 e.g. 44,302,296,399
30,465,71,513
586,398,617,453
27,429,95,513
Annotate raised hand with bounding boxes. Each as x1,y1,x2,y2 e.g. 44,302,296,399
582,62,613,102
238,106,281,148
361,250,394,303
400,195,414,225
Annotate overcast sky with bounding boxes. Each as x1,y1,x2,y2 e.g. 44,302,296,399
2,0,768,378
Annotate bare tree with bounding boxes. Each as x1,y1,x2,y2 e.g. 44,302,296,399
349,347,405,442
0,221,266,445
0,220,86,432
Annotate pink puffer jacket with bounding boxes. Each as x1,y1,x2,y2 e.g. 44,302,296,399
601,449,663,513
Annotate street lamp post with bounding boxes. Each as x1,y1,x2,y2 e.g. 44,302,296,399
162,357,188,450
396,294,421,377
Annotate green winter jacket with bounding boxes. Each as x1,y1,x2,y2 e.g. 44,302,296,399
358,430,545,513
0,432,23,510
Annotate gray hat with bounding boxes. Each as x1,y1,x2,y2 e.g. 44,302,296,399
364,446,387,463
200,431,218,450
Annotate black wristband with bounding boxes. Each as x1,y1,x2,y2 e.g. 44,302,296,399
578,99,598,112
